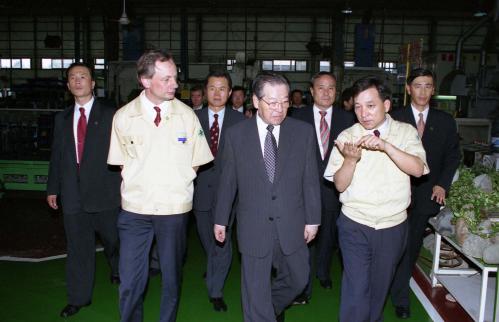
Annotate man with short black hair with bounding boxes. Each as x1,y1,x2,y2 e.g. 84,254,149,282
190,84,204,111
230,85,246,113
193,70,245,312
390,68,460,319
293,71,355,303
47,62,121,318
325,76,428,322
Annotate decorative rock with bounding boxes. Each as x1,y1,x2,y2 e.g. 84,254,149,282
483,244,499,264
473,174,493,193
430,208,455,236
477,220,493,236
462,234,492,258
455,218,469,246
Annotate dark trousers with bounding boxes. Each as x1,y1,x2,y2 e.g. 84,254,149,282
337,214,407,322
302,206,338,298
315,206,339,281
63,207,119,306
118,210,188,322
240,229,309,322
194,209,233,298
391,209,433,307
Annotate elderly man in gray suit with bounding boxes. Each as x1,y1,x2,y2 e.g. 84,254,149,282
214,72,321,322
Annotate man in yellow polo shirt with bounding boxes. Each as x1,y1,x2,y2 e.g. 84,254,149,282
107,50,213,322
324,76,428,322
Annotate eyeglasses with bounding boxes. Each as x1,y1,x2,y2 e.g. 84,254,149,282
260,98,290,109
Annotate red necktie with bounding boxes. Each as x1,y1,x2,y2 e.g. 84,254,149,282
210,114,219,157
154,106,161,126
319,111,330,158
77,107,87,165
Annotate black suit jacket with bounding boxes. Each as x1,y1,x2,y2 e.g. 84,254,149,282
390,106,460,215
47,99,121,214
292,106,355,211
214,117,321,258
193,107,245,211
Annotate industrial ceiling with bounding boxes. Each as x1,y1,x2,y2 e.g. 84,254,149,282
0,0,494,18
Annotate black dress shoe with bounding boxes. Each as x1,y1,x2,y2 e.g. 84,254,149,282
395,306,410,319
209,297,227,312
60,303,89,318
319,279,332,289
292,292,310,305
110,275,120,285
276,310,285,322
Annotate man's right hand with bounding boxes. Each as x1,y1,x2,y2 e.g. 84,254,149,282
47,195,58,210
214,224,226,243
335,140,362,162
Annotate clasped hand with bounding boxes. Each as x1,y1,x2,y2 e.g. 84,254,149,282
336,134,386,161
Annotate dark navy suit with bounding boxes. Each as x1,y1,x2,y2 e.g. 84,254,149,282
214,116,321,322
47,99,121,306
193,107,244,299
390,106,460,308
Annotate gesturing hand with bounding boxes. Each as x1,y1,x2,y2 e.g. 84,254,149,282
335,141,362,162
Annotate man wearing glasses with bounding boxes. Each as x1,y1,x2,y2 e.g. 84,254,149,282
214,72,321,322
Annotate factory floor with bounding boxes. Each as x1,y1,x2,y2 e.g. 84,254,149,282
0,190,435,322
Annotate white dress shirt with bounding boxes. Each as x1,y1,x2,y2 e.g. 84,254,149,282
256,112,280,157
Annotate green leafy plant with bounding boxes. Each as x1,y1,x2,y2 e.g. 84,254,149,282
446,165,499,237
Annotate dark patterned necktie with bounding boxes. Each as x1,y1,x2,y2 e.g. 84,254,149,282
154,106,161,126
77,107,87,164
210,114,220,156
264,124,277,183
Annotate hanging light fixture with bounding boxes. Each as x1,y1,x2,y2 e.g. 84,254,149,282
341,0,353,14
119,0,130,25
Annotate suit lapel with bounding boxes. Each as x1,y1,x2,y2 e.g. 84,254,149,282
63,106,77,165
273,119,292,186
81,100,102,164
199,109,210,142
404,106,417,128
248,118,270,184
422,108,435,145
303,107,324,163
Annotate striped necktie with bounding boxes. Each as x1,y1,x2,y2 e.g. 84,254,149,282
319,111,330,158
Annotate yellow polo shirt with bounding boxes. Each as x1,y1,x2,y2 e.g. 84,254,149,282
108,93,214,215
324,115,429,229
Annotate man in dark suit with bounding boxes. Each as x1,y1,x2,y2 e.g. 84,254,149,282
214,72,321,322
47,62,121,318
293,72,355,301
390,68,460,319
193,71,245,311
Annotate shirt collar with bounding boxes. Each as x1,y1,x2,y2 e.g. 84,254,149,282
410,104,429,122
75,96,94,115
208,106,225,118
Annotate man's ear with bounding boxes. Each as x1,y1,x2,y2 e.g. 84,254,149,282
140,77,151,89
252,94,259,109
384,99,391,113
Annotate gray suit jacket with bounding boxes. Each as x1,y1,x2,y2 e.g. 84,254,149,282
214,116,321,258
47,99,122,214
193,107,245,211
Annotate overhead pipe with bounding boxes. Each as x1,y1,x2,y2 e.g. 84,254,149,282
455,15,491,70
